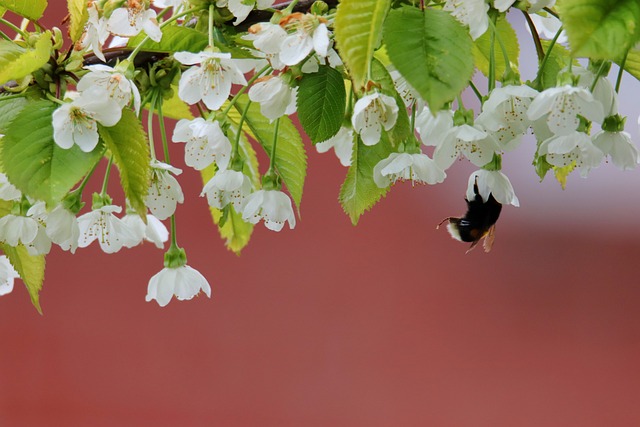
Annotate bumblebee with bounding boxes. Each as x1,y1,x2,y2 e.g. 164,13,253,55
438,178,502,253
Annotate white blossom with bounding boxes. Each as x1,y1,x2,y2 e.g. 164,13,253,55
529,12,567,43
494,0,555,13
0,173,21,201
467,169,519,207
146,265,211,307
147,161,184,220
172,118,232,170
279,13,330,66
52,88,122,152
434,125,499,170
245,23,287,54
0,255,19,297
351,92,399,146
0,215,38,246
107,2,162,42
248,75,297,121
538,131,604,177
574,67,618,116
373,152,446,188
592,130,640,171
77,204,132,253
25,202,52,256
121,213,169,249
415,108,454,147
77,64,141,114
527,85,605,136
201,169,252,210
444,0,489,40
219,0,275,25
175,50,248,111
476,84,539,151
315,126,355,167
80,2,109,62
242,189,296,231
46,205,80,253
153,0,185,10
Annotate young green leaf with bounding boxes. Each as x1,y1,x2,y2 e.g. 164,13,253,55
67,0,88,43
557,0,640,60
339,133,393,224
234,95,307,210
383,6,474,111
0,31,52,86
473,16,519,80
98,109,151,219
1,244,45,314
128,25,208,53
0,0,47,20
619,47,640,82
537,40,574,89
334,0,391,90
297,65,346,144
1,100,104,205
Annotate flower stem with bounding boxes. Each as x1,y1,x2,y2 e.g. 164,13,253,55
589,61,608,93
208,3,215,48
522,11,544,62
148,91,158,160
45,92,65,104
532,26,563,90
615,50,628,93
169,214,178,249
488,17,512,75
488,21,496,92
233,99,252,159
267,118,280,174
0,17,28,39
100,156,114,197
468,80,483,103
221,64,271,116
157,96,171,164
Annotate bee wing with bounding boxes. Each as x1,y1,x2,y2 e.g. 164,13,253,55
482,225,497,253
465,239,480,254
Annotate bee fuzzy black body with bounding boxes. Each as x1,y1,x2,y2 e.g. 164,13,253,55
438,179,502,253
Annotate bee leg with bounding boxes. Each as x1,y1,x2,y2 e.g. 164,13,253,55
436,217,454,229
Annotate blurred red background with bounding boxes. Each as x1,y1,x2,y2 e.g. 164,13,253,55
1,3,640,426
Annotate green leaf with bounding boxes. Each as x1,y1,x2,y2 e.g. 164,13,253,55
370,58,411,145
0,94,28,134
334,0,390,90
1,244,45,314
553,163,576,189
0,31,52,86
383,6,474,111
339,133,393,224
1,100,104,205
557,0,640,60
538,40,574,89
473,16,519,80
297,65,346,144
98,109,150,218
157,86,194,120
234,95,307,209
619,47,640,82
0,0,47,20
67,0,88,43
201,163,255,255
128,25,208,53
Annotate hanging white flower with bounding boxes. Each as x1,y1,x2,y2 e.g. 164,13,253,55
218,0,275,25
0,214,38,247
592,130,640,171
25,202,52,256
146,264,211,307
0,173,21,201
0,255,19,297
467,169,519,207
121,214,169,249
573,67,618,116
373,152,446,188
77,204,133,253
351,92,399,146
245,22,287,54
52,88,122,152
242,189,296,231
77,64,141,114
494,0,555,13
46,204,80,253
388,67,421,108
107,2,162,42
434,124,499,170
80,2,109,62
315,126,355,167
147,161,184,220
175,50,248,111
248,75,297,121
528,11,567,43
444,0,489,40
153,0,185,10
278,13,330,66
476,84,539,151
415,108,454,147
172,118,232,170
201,169,252,210
538,131,604,177
527,85,605,136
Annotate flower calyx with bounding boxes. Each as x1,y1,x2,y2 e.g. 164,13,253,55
601,114,626,133
163,245,188,269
